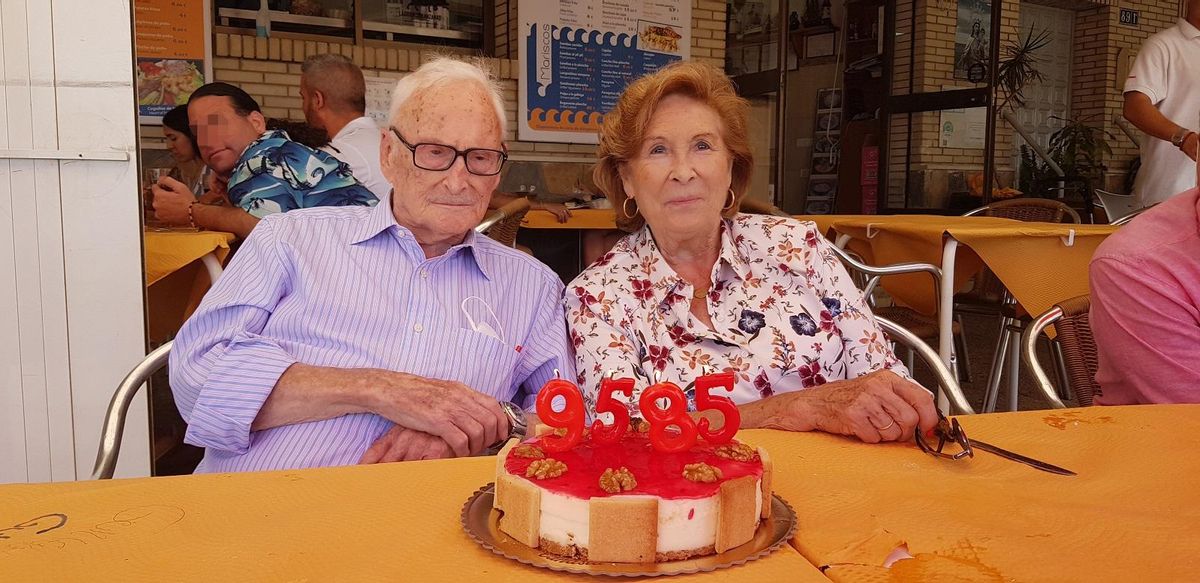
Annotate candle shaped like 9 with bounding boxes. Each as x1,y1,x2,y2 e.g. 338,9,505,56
534,379,586,452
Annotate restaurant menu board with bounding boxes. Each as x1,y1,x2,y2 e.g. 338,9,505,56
518,0,691,143
135,0,211,121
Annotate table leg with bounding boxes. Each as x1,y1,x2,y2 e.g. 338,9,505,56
937,238,959,414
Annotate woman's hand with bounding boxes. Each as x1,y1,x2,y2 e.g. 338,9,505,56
745,370,939,443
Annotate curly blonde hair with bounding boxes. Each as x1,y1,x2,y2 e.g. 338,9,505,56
593,61,754,232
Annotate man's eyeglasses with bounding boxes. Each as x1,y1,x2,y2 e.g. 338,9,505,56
390,128,507,176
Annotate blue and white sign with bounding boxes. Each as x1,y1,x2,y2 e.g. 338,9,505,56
518,0,691,143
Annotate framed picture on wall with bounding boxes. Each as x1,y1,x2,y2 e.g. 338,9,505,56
805,31,837,58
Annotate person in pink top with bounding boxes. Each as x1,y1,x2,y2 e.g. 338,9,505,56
1089,160,1200,404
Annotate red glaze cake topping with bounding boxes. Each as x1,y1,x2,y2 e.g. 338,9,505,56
504,432,762,500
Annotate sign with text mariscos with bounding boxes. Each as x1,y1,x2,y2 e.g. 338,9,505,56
518,0,691,144
134,0,212,122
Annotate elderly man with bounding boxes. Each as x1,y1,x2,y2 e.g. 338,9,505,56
170,58,573,472
153,82,377,239
300,54,392,198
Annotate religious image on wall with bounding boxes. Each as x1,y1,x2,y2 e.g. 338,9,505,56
519,0,691,143
953,0,990,81
134,0,212,121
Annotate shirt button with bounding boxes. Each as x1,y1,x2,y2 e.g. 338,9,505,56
413,323,424,333
420,269,429,279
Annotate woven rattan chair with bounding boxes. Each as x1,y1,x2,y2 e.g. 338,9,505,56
958,197,1081,411
1023,295,1096,408
476,198,532,248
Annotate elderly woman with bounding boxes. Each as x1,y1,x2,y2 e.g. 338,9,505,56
567,61,937,443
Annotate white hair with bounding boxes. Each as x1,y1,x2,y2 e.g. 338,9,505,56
388,56,507,136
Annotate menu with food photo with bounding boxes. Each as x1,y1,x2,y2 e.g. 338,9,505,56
134,0,212,122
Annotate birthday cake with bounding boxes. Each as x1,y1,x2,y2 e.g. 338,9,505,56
491,375,772,563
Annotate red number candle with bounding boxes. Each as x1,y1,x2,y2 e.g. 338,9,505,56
638,381,698,453
591,377,634,445
535,379,586,452
694,371,741,444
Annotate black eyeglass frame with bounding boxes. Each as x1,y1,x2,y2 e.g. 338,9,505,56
389,127,508,176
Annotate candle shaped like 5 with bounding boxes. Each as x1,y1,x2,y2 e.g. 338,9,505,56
535,379,586,452
591,377,634,444
638,382,698,453
694,371,741,444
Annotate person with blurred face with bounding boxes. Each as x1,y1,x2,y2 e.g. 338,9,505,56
1089,117,1200,405
1121,0,1200,207
152,82,377,239
170,58,573,473
300,54,391,199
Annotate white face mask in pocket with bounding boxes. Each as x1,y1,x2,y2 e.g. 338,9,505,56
461,296,506,343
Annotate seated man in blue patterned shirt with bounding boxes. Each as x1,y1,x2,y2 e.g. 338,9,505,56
152,82,377,239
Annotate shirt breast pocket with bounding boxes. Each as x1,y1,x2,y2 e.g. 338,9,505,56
423,327,523,401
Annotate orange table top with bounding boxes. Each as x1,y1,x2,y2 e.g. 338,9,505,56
3,405,1192,582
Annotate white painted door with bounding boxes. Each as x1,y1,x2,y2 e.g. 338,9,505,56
1,0,149,483
1012,4,1074,169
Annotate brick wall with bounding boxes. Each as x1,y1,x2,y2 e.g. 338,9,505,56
1071,0,1180,189
144,1,728,169
886,0,1021,207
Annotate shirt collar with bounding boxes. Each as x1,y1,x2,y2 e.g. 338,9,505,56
348,193,494,280
633,217,752,308
1179,19,1200,39
332,116,380,141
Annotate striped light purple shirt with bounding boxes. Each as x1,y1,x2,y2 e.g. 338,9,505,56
170,197,574,473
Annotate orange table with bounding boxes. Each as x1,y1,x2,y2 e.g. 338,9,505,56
4,406,1193,581
522,208,618,230
775,404,1200,583
0,443,828,582
143,229,234,343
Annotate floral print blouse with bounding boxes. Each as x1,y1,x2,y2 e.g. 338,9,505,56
565,213,909,414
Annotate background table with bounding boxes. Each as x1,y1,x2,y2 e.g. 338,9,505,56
3,405,1195,581
143,229,234,343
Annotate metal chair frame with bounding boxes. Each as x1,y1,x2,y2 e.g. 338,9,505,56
476,198,532,247
92,341,173,479
876,316,975,415
1022,307,1069,409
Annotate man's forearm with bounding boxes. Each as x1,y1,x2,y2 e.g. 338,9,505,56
1124,92,1189,142
193,203,261,239
251,363,380,431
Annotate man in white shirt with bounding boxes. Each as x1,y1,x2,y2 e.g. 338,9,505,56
1122,0,1200,208
300,54,392,199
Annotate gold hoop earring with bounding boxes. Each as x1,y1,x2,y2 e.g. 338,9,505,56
722,188,736,211
622,197,639,219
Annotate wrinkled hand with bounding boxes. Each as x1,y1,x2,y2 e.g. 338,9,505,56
151,176,196,225
369,371,510,457
359,425,454,464
759,370,938,443
535,201,572,223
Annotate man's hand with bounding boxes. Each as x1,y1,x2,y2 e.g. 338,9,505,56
534,201,573,223
367,371,510,457
1183,132,1198,162
151,176,196,225
748,370,938,443
359,425,454,464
